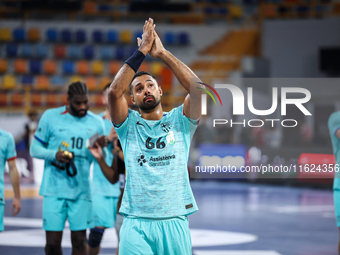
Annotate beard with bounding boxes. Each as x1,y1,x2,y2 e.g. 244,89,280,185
138,95,161,111
70,103,88,117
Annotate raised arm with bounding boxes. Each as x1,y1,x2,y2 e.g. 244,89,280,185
108,18,156,125
148,31,203,119
89,142,118,184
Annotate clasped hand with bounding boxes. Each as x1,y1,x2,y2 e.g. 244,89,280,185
137,17,165,58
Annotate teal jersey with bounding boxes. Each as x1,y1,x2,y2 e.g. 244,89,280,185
115,104,198,218
91,112,120,197
0,129,17,205
328,111,340,190
34,106,105,200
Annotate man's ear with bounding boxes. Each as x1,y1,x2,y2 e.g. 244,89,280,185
130,94,136,105
101,95,106,105
159,86,163,97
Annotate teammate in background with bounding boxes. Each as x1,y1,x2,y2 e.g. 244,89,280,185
88,129,124,255
24,110,38,150
30,82,109,255
0,128,21,231
87,84,121,255
328,112,340,255
108,18,203,254
112,133,125,255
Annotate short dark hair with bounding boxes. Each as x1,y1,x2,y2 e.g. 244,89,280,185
129,71,156,94
67,81,88,99
28,109,37,117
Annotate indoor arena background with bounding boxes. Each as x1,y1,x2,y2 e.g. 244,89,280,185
1,0,340,254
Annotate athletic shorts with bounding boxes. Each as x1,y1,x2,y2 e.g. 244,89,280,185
119,216,192,255
334,190,340,227
92,195,118,228
42,196,92,231
115,213,124,240
0,204,4,231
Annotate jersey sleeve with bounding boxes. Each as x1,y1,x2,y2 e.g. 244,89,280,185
6,133,17,161
113,109,132,150
89,117,107,164
34,110,51,145
178,104,199,140
328,112,340,138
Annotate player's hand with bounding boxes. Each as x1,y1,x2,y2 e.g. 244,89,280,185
137,18,156,56
56,151,72,163
11,198,21,216
149,31,165,59
96,135,107,147
107,127,118,143
112,138,120,154
89,142,104,160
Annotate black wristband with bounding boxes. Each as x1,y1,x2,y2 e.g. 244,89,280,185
125,50,146,73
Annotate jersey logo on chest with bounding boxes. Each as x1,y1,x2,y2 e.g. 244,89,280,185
160,122,172,133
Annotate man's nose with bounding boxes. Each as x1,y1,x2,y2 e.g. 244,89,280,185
79,103,87,109
144,87,151,95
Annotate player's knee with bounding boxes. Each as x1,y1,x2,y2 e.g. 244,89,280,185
72,239,86,252
88,228,104,248
71,232,87,252
45,243,62,254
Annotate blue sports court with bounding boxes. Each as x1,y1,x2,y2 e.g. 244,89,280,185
1,1,340,254
1,181,337,255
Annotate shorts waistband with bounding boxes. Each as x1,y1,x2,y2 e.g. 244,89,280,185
124,215,187,222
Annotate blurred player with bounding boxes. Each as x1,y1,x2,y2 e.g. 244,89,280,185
108,18,203,254
0,128,21,231
30,81,107,255
328,112,340,254
88,131,124,255
112,134,125,255
87,84,121,255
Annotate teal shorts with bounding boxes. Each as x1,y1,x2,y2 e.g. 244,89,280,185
92,195,118,228
0,204,4,231
119,216,192,255
334,190,340,227
42,196,92,231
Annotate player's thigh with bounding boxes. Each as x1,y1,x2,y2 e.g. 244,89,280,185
67,199,92,231
155,217,192,255
46,231,63,245
0,204,4,231
334,190,340,227
92,195,117,228
42,196,67,231
119,218,154,255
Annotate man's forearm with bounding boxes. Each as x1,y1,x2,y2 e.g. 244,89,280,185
97,157,119,184
30,138,56,161
109,64,136,99
9,164,20,199
159,50,200,93
110,47,148,99
118,150,124,161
